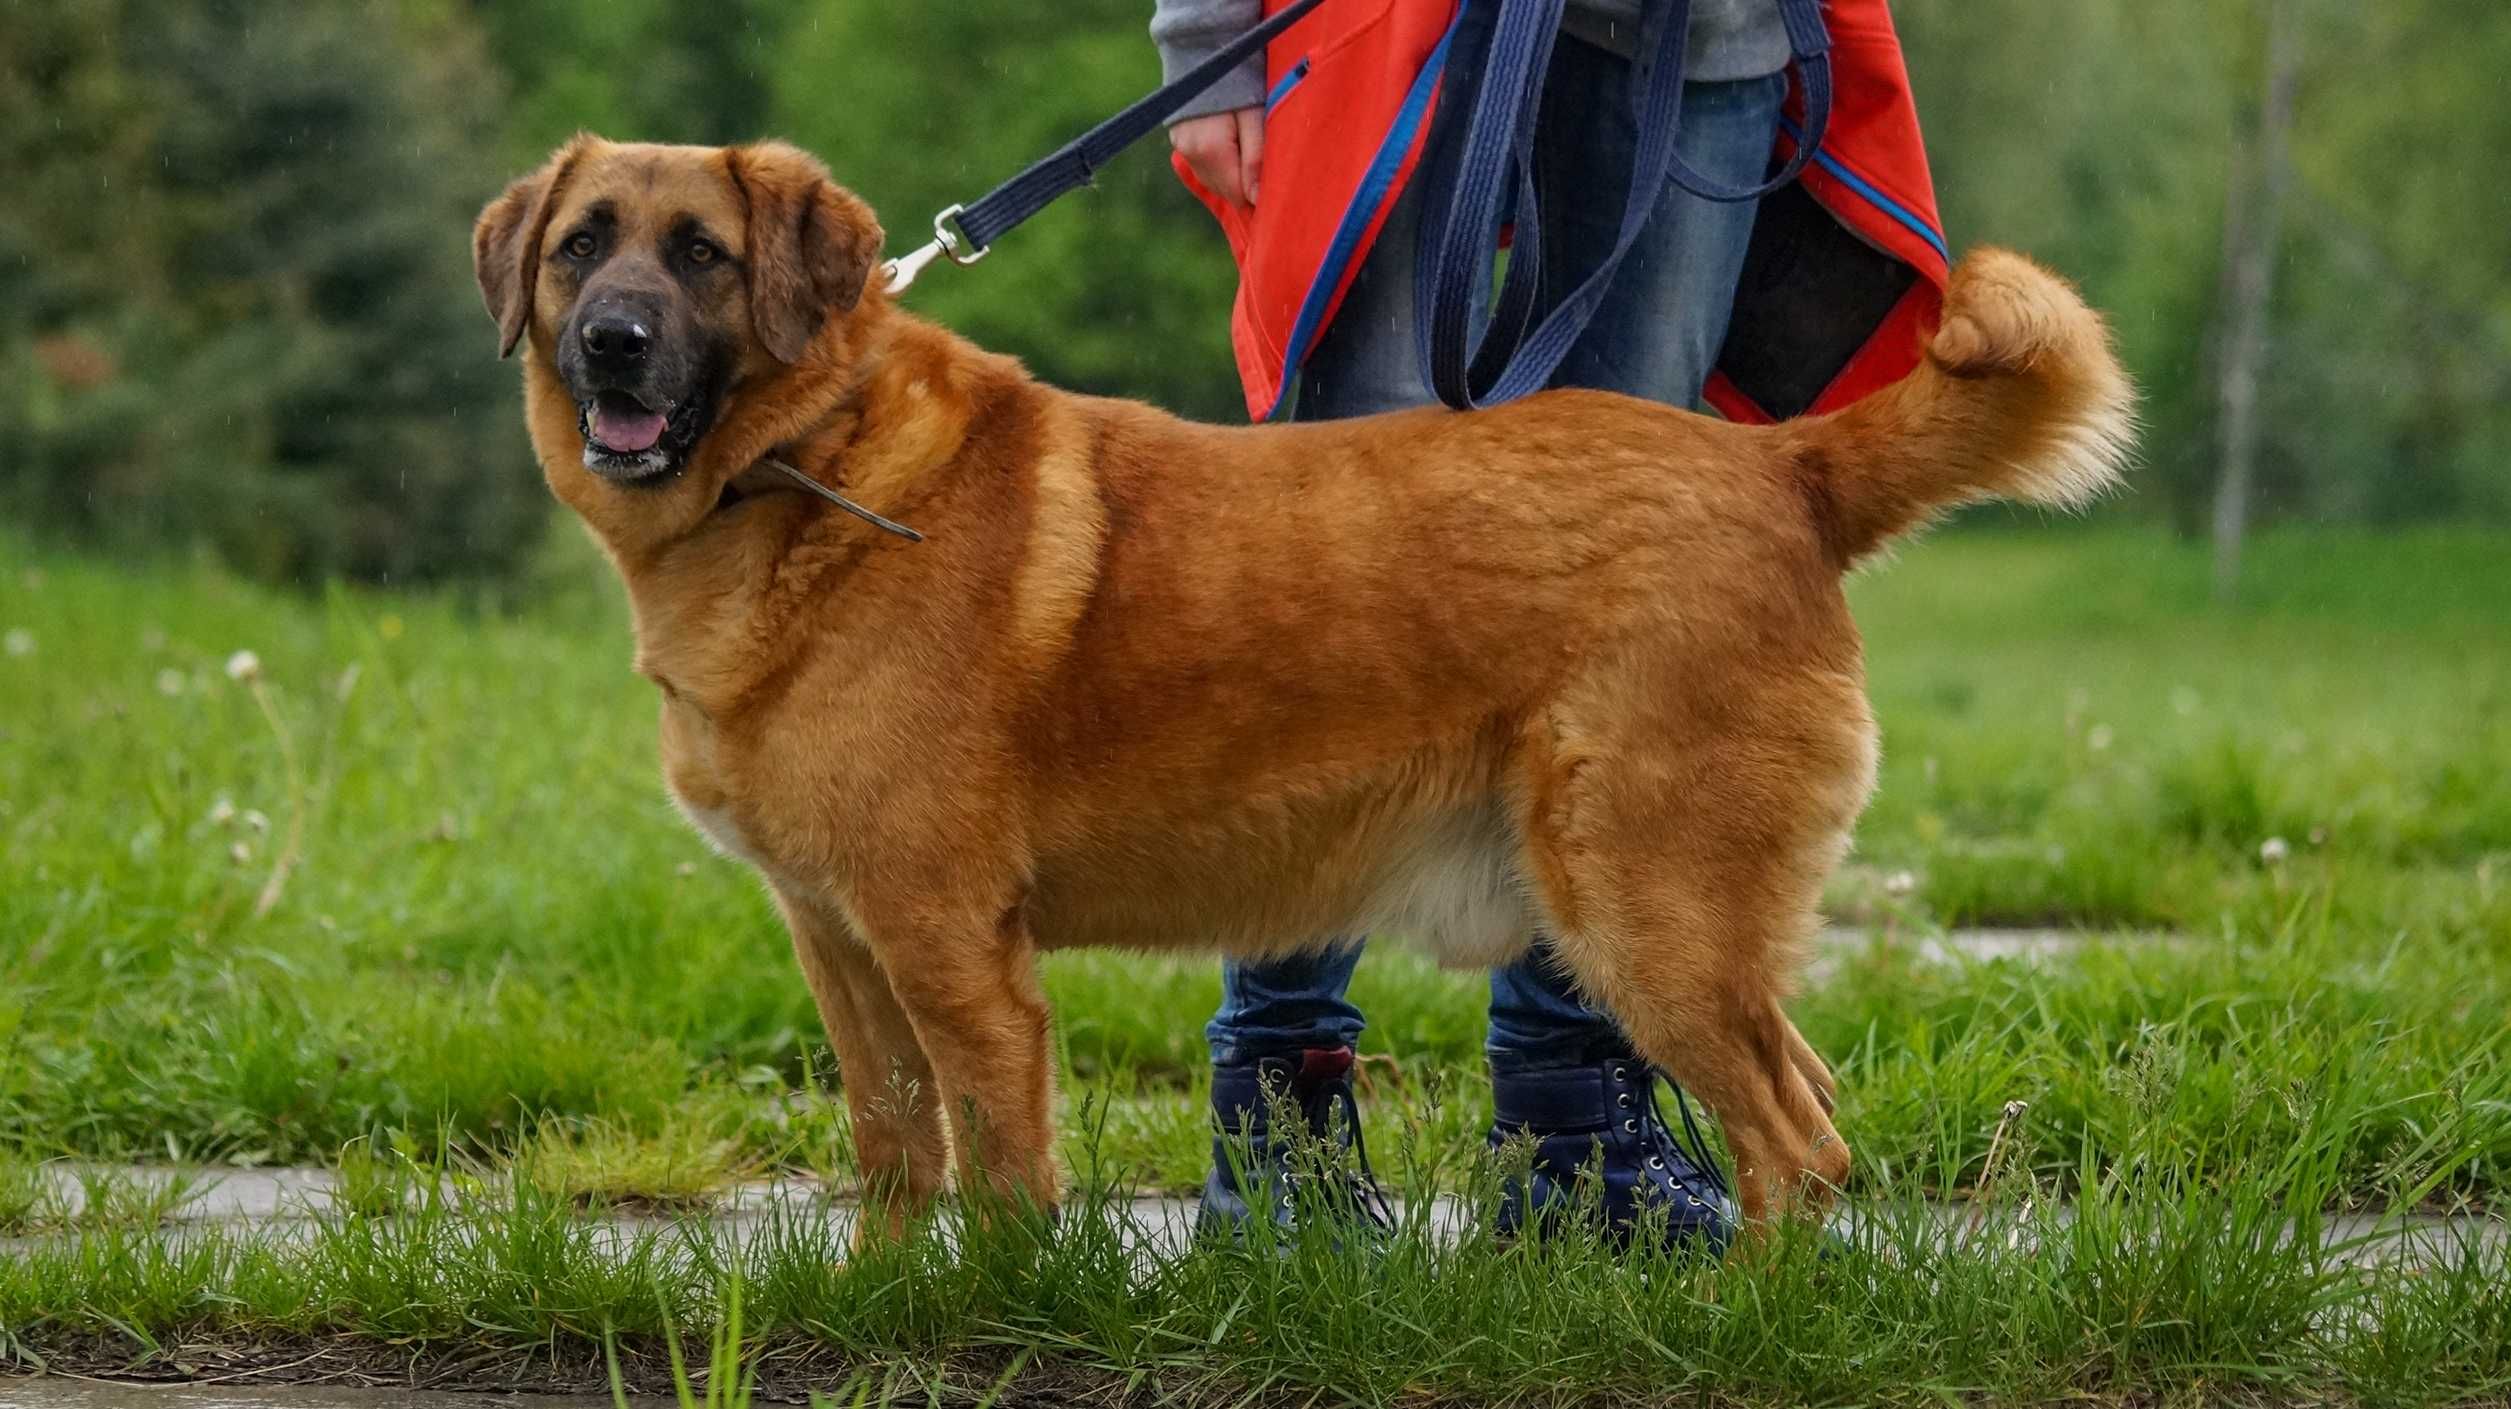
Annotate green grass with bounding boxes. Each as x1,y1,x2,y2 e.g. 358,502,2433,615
0,1153,41,1235
515,1106,754,1212
2,526,2506,1188
0,1158,204,1235
3,523,2509,1399
2,1125,2506,1407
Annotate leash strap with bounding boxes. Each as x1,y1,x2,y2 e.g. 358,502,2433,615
1416,0,1833,410
887,0,1331,290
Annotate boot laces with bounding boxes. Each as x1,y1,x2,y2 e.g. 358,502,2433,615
1295,1074,1395,1231
1636,1068,1731,1209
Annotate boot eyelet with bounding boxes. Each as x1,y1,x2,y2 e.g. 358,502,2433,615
1621,1119,1638,1134
1609,1065,1629,1083
1615,1092,1633,1108
1646,1155,1664,1170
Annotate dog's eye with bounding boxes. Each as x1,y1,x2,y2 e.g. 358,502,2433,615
561,232,597,259
686,240,720,266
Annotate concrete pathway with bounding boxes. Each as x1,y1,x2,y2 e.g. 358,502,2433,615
11,1158,2499,1274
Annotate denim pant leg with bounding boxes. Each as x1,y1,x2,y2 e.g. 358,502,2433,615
1206,942,1370,1065
1488,51,1788,1073
1538,57,1790,402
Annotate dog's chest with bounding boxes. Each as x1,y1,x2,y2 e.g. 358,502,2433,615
657,701,773,871
673,788,765,868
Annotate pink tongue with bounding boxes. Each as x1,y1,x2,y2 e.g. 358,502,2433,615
593,403,667,453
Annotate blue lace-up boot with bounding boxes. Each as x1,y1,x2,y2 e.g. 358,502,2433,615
1489,1045,1734,1253
1198,1045,1393,1236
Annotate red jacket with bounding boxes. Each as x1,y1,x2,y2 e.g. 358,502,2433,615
1175,0,1948,424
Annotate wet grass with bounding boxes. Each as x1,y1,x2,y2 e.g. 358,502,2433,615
2,525,2507,1208
515,1107,755,1212
0,1154,40,1236
0,1161,206,1235
1,1124,2506,1407
3,523,2509,1401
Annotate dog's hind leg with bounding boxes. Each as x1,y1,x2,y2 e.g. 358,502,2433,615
1785,1015,1838,1116
776,887,951,1242
1510,678,1868,1227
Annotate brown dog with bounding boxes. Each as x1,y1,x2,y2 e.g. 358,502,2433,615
474,136,2130,1237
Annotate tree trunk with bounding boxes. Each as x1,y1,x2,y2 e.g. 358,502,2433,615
2211,0,2302,603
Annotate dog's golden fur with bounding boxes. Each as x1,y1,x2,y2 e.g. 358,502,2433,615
476,137,2132,1237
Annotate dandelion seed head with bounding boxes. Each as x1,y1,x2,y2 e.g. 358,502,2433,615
225,649,262,682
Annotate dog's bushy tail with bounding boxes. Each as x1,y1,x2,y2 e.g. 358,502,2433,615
1792,247,2134,567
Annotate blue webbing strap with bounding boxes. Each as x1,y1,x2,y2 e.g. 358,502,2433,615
1415,0,1834,410
951,0,1332,253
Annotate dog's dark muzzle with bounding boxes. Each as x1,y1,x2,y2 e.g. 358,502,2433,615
558,291,715,481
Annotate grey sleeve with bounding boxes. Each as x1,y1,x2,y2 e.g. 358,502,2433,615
1149,0,1267,123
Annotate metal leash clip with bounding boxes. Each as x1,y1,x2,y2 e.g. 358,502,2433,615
881,203,988,294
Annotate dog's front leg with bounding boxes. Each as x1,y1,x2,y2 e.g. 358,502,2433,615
851,888,1062,1219
775,886,951,1242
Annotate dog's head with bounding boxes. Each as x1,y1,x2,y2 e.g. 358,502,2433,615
472,137,884,484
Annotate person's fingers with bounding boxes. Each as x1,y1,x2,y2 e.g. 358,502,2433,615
1172,114,1241,208
1236,106,1265,207
1170,110,1253,211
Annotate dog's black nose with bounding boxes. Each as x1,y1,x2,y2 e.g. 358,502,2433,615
580,314,651,365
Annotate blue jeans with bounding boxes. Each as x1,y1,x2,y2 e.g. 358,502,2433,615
1208,33,1788,1074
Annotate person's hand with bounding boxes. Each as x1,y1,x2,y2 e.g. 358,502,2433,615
1170,106,1264,212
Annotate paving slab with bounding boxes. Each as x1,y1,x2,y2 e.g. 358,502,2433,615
9,1167,2498,1273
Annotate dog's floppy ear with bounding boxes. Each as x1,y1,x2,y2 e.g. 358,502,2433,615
473,137,590,359
728,142,885,364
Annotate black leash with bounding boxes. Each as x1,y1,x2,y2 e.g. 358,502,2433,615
853,0,1330,539
883,0,1331,293
1415,0,1833,409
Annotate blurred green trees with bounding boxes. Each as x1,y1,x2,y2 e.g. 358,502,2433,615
1,0,540,585
1,0,2503,587
767,3,1241,419
1897,0,2511,533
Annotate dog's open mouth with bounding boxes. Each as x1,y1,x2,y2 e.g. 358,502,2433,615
578,391,705,481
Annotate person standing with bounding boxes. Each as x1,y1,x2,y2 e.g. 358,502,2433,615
1150,0,1947,1246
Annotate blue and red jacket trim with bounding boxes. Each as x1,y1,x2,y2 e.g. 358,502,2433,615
1173,0,1949,424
